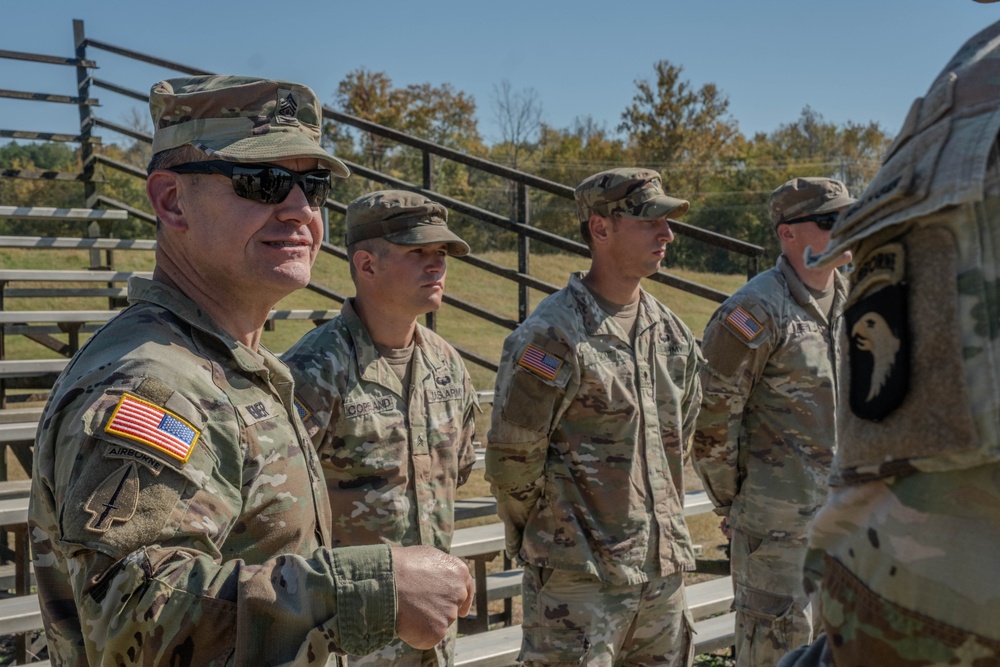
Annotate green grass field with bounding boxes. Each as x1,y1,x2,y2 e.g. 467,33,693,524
0,245,747,391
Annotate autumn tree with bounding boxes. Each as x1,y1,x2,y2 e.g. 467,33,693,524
329,70,481,187
619,60,741,197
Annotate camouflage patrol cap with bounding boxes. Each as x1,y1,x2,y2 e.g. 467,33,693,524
574,168,689,224
149,75,349,177
769,177,855,226
345,190,470,256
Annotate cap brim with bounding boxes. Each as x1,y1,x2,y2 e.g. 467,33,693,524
810,195,856,216
629,195,690,220
198,134,351,178
383,224,471,257
776,196,857,228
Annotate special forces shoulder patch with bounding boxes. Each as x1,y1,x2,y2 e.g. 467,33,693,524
105,393,200,463
518,343,564,381
84,462,140,533
725,306,763,341
844,243,910,421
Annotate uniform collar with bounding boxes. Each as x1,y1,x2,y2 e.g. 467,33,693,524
567,272,655,339
127,276,277,376
340,298,439,389
776,254,848,324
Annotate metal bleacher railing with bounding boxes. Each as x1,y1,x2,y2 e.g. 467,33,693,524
0,18,752,665
1,18,764,374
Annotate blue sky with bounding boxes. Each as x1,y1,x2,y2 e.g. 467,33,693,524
1,2,996,148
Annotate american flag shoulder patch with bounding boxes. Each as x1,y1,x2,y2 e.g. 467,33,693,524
726,306,763,341
294,397,311,422
518,343,564,381
105,393,200,463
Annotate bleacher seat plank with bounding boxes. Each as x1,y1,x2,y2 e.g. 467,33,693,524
0,494,30,527
0,269,150,283
455,496,499,522
0,407,44,425
0,480,32,499
0,360,69,379
267,309,339,321
478,568,732,617
688,575,733,620
0,563,35,592
455,624,521,667
0,235,155,250
0,309,339,325
691,611,737,654
0,593,41,636
0,422,37,445
0,206,127,222
5,287,129,299
0,311,117,325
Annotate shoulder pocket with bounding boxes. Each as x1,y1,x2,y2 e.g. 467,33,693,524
500,338,572,433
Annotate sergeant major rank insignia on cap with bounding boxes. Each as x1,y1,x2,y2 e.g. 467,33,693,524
105,393,200,463
518,343,564,381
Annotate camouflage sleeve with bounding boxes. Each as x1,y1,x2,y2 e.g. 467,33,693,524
456,369,480,487
60,540,394,665
681,337,705,456
485,331,573,560
692,302,774,515
32,376,396,665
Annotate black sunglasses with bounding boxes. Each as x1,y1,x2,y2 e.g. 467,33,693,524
166,161,332,207
784,212,839,231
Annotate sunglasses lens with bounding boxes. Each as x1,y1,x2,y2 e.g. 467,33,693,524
816,215,838,231
169,162,331,207
232,166,293,205
231,166,330,206
301,173,332,207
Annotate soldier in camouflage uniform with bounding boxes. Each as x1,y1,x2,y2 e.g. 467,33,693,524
28,75,474,667
283,190,479,667
692,178,854,666
778,19,1000,667
486,168,703,666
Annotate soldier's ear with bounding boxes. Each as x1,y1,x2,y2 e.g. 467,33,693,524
352,249,377,281
589,214,611,245
147,171,187,232
776,223,795,242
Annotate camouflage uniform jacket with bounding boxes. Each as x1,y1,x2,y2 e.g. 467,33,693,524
486,272,702,586
693,255,846,542
799,28,1000,655
28,278,396,667
283,299,478,552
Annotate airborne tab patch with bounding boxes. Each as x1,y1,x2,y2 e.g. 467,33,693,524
105,393,200,463
518,343,563,381
725,306,763,341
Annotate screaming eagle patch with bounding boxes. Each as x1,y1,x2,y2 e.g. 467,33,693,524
844,244,910,421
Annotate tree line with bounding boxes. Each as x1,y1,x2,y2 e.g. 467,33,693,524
0,59,891,274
